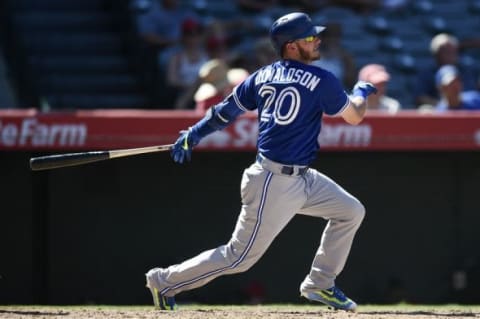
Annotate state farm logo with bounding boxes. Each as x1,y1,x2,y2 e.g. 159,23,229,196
200,119,372,148
200,118,258,148
0,118,87,147
318,124,371,147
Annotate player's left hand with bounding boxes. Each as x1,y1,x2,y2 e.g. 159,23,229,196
352,81,378,98
171,129,200,164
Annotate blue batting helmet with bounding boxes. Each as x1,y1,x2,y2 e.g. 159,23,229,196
270,12,326,54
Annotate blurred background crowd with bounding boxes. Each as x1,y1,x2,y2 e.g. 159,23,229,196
1,0,480,113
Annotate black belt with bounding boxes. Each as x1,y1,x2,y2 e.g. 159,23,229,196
256,154,308,176
280,165,308,176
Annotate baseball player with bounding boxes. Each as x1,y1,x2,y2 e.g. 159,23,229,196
146,12,377,312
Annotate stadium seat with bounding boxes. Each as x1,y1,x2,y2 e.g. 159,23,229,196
469,0,480,14
460,54,479,69
379,36,404,53
355,54,391,71
410,0,434,15
365,16,392,36
5,0,479,111
12,12,117,32
8,0,110,11
129,0,153,13
38,74,141,94
342,37,378,56
7,0,152,109
47,93,149,109
316,6,357,21
422,16,450,34
431,1,468,19
21,32,123,55
269,6,297,20
396,35,431,57
203,1,240,19
449,18,479,39
336,16,365,38
391,53,417,74
28,55,130,73
412,55,434,71
387,16,427,38
386,72,413,108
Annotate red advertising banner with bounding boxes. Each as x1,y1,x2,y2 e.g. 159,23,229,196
1,109,480,151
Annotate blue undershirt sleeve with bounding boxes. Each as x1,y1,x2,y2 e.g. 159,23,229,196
190,95,245,140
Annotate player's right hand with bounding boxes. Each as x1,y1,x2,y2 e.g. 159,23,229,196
171,129,198,164
352,81,377,98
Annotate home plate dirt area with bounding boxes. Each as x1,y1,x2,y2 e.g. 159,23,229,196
0,305,479,319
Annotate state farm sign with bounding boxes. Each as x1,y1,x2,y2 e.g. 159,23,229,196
200,118,258,148
0,118,87,147
199,118,372,149
1,110,478,151
318,124,372,147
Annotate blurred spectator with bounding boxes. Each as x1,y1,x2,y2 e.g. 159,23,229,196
358,63,400,113
194,59,249,113
0,47,17,108
414,33,480,108
133,0,198,68
433,65,480,111
311,22,356,88
166,18,209,109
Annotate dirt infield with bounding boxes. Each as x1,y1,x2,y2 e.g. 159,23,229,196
1,305,479,319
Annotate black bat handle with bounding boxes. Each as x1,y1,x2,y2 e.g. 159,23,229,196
30,151,110,171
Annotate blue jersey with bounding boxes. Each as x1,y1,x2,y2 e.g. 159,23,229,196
231,59,349,166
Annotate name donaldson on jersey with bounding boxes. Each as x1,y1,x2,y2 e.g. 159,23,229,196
254,66,320,91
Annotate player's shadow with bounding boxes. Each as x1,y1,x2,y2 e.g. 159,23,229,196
362,310,477,317
0,309,69,316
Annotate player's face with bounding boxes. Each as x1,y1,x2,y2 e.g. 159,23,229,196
291,36,321,63
299,36,321,61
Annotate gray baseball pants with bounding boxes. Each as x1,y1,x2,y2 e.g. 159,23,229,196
147,155,365,297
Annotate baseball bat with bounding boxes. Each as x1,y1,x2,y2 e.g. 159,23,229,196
30,144,173,171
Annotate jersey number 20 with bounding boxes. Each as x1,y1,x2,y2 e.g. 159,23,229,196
259,85,300,125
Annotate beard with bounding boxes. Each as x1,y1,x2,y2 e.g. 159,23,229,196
298,45,321,62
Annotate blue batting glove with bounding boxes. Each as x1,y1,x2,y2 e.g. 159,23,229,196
171,129,200,164
352,81,378,99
